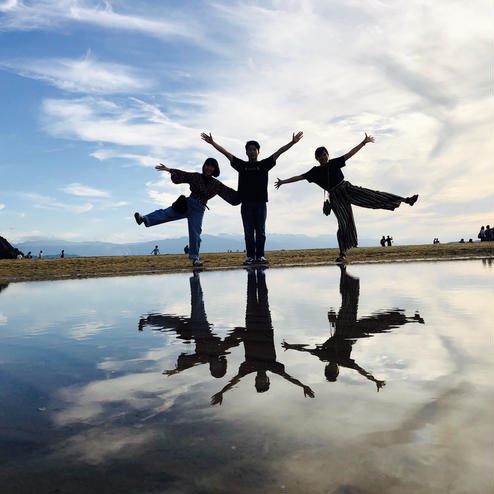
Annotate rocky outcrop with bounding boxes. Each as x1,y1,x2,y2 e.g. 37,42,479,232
0,236,24,259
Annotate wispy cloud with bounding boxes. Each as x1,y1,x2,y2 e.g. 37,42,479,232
61,182,109,197
19,192,94,213
0,203,5,210
1,51,152,94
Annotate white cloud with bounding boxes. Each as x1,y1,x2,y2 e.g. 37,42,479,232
0,203,5,210
1,51,152,94
19,192,94,213
61,182,109,197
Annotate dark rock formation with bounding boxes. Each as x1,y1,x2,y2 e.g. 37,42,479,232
0,236,24,259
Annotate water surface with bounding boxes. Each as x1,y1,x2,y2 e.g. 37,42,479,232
0,259,492,493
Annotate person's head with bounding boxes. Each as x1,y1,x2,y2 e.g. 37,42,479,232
324,362,340,382
245,140,260,162
202,157,220,177
209,356,227,378
315,146,329,164
255,370,270,393
155,245,158,248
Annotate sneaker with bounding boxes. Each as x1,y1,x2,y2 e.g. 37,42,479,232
134,212,144,225
192,259,203,267
256,256,269,264
335,255,347,263
407,194,419,206
243,257,254,265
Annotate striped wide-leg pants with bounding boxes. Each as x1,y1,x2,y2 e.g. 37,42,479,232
330,181,407,255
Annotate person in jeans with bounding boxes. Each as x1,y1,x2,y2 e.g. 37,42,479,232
275,133,419,263
201,131,303,265
134,158,239,267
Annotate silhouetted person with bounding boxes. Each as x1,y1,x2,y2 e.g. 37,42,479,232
211,268,314,405
38,250,43,259
385,235,392,246
478,226,485,241
184,245,189,255
150,245,160,255
60,249,64,258
26,251,32,259
139,271,243,378
380,235,386,247
282,265,424,391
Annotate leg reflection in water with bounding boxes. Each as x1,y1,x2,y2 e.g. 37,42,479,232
138,270,243,379
282,265,424,391
211,267,314,406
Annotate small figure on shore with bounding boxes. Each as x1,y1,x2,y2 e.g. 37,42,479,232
134,158,239,267
150,245,160,255
275,133,418,262
485,225,493,241
38,250,43,259
433,238,440,244
380,235,386,247
60,249,64,258
201,130,303,265
385,235,393,247
26,251,32,259
184,245,189,255
478,226,486,241
459,238,465,243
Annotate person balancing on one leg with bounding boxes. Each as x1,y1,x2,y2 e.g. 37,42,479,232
275,132,418,263
201,130,303,265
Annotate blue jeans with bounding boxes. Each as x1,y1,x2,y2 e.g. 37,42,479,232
241,201,267,259
144,196,205,260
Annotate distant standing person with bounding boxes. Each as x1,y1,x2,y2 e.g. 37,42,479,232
385,235,392,246
184,245,189,255
60,249,64,258
151,245,160,255
275,133,419,262
201,131,303,265
134,158,239,267
26,251,32,259
38,250,43,259
380,235,386,247
478,226,485,241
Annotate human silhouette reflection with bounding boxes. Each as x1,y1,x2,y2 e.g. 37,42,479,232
0,283,9,295
282,265,424,391
211,267,314,405
138,270,243,379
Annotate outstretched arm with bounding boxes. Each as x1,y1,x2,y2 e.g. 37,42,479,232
271,131,303,161
201,132,233,161
275,175,305,189
271,367,315,398
343,133,375,161
210,372,245,406
155,163,171,172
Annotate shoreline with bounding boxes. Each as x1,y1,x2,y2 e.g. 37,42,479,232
1,243,493,284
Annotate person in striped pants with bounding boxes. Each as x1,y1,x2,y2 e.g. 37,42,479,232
275,133,418,262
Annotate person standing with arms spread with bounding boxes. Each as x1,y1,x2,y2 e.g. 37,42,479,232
201,131,303,265
275,133,418,262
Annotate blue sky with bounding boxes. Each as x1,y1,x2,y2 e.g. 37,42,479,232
1,0,492,246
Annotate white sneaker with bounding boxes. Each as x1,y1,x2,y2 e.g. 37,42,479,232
256,256,269,264
243,257,254,265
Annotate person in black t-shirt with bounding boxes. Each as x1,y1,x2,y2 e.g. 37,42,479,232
201,131,303,265
275,133,419,262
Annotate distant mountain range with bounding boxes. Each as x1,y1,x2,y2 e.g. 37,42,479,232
11,233,381,257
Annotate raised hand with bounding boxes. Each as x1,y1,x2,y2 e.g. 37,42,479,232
274,178,283,189
292,131,303,144
200,132,214,145
303,385,315,398
210,392,223,406
364,133,375,144
155,163,170,172
375,379,386,392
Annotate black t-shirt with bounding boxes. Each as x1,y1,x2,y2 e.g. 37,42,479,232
302,156,346,191
231,155,276,202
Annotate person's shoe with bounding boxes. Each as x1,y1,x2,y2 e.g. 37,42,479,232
335,255,347,263
243,257,254,265
134,212,144,225
256,256,269,264
192,259,203,267
406,194,419,206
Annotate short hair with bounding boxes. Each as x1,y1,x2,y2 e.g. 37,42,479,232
315,146,328,160
202,157,220,177
245,140,260,151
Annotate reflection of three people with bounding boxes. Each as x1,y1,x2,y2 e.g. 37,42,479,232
138,265,424,403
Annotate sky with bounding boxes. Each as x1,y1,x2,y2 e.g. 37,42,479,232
0,0,493,246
